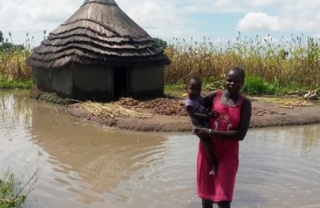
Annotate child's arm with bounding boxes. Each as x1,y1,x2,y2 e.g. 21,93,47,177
186,105,211,121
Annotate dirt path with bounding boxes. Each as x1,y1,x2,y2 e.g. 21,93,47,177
66,97,320,132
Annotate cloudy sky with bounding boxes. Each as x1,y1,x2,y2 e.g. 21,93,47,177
0,0,319,46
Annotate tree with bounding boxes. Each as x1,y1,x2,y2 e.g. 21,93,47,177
0,42,24,51
0,30,3,42
152,37,168,50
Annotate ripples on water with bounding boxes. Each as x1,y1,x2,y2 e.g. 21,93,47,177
0,91,320,208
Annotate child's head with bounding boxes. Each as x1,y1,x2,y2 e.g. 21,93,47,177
187,75,202,99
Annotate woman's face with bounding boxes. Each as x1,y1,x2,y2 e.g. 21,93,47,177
225,70,243,94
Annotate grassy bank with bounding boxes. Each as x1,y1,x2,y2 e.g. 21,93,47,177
1,34,319,94
0,170,37,208
0,79,32,89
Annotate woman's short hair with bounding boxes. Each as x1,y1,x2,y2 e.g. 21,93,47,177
227,67,245,80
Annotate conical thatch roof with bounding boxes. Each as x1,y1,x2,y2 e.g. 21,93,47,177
27,0,170,69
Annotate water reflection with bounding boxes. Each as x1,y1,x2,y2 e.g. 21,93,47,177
30,102,168,207
287,125,320,153
237,126,320,208
0,91,320,208
0,91,32,139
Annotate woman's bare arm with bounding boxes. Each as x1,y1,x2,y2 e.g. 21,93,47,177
194,98,252,141
203,90,219,109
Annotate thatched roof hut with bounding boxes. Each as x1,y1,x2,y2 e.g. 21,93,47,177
27,0,170,101
27,0,169,68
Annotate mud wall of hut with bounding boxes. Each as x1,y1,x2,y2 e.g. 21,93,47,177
33,65,164,101
72,65,113,101
130,66,164,98
33,67,75,98
52,67,73,98
33,65,113,101
32,68,53,92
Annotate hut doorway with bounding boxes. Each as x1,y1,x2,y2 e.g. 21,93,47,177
113,67,129,98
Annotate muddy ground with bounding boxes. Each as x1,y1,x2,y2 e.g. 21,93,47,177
66,97,320,132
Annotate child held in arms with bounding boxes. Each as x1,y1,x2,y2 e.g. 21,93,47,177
185,75,219,175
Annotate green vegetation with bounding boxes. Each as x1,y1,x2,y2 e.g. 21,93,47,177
164,34,320,94
164,75,278,96
0,169,37,208
1,31,320,95
243,75,277,95
0,31,33,89
152,37,168,50
30,87,73,105
0,31,3,43
0,79,32,89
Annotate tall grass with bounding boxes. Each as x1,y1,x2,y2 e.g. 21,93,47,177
0,33,33,88
0,49,31,81
164,34,320,90
0,33,319,91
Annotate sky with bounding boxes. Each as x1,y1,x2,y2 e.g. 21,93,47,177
0,0,320,46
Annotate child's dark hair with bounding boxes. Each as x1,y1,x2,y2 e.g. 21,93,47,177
186,74,202,85
227,67,245,80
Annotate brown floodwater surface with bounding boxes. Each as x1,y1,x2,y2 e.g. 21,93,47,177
0,91,320,208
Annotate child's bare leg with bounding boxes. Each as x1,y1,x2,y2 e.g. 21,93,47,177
200,136,216,175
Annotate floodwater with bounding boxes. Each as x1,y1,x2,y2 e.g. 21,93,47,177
0,91,320,208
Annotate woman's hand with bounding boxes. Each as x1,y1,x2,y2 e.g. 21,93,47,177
193,126,210,138
208,110,219,118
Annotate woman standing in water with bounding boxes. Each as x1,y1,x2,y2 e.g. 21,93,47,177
193,67,252,208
